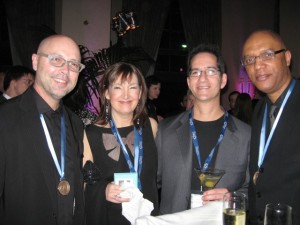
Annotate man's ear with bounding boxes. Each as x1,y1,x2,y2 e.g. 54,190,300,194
32,54,38,71
285,50,292,67
221,73,227,89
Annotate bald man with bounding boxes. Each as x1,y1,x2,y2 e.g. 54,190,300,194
242,30,300,224
0,35,85,225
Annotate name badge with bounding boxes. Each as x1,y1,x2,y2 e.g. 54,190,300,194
191,193,203,208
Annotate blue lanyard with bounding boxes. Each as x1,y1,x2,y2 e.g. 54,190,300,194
40,112,66,180
258,79,296,168
110,117,143,190
189,109,228,171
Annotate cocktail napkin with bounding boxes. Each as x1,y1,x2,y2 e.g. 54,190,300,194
120,186,154,224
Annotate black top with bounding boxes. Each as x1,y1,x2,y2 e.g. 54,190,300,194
85,118,158,225
0,94,8,104
146,99,158,122
191,116,224,190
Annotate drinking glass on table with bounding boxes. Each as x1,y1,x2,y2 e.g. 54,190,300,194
264,203,292,225
223,191,246,225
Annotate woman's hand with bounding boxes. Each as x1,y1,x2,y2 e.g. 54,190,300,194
105,182,130,203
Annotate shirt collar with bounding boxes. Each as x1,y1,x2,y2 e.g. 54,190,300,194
3,93,12,99
33,87,63,115
266,79,292,108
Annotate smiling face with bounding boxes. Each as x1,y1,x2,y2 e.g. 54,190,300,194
32,35,81,108
242,31,292,102
187,52,227,105
106,73,141,119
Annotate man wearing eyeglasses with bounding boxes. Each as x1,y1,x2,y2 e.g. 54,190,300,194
0,65,35,104
156,44,250,214
0,35,85,225
242,30,300,225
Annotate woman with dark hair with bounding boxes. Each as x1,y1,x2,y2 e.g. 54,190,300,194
83,62,159,225
234,93,253,125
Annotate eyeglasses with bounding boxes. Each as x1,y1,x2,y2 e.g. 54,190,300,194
189,67,220,77
241,49,286,66
22,78,34,86
37,53,85,73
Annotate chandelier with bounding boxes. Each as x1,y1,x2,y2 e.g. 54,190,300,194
112,11,139,37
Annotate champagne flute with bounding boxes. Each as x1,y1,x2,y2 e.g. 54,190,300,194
223,191,246,225
264,203,292,225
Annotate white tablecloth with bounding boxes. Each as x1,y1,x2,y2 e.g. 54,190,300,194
135,201,223,225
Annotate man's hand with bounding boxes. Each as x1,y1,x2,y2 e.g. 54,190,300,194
202,188,228,204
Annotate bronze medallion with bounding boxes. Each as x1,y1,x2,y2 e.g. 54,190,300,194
253,171,259,185
57,180,70,195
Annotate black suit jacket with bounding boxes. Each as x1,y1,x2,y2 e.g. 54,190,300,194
0,88,85,225
0,94,7,104
249,78,300,224
157,111,251,214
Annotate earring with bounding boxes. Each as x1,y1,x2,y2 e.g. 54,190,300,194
135,102,140,126
105,101,109,122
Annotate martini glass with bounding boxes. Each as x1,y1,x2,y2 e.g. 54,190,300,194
194,167,225,194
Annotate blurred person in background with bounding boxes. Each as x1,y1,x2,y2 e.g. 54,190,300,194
185,89,195,110
227,90,240,115
233,93,253,125
180,93,188,110
0,65,35,104
0,69,6,94
145,75,163,122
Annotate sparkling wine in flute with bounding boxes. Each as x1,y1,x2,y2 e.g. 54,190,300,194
223,208,246,225
223,191,246,225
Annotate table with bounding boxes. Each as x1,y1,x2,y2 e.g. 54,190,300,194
135,201,223,225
